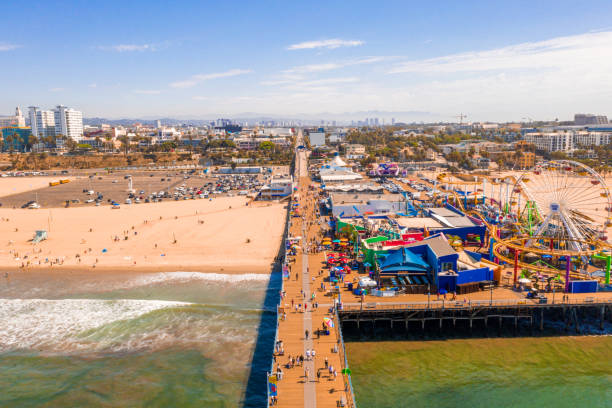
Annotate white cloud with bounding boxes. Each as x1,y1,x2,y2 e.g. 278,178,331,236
283,57,387,74
133,90,161,94
98,44,158,52
0,43,20,51
49,87,64,92
389,30,612,74
378,30,612,121
287,39,364,50
170,69,252,88
88,83,97,88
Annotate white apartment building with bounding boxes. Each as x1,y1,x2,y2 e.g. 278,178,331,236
523,131,611,153
573,131,611,148
28,106,56,139
54,105,84,141
523,132,574,152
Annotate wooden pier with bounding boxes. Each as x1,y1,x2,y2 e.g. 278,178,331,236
270,137,355,408
339,298,612,336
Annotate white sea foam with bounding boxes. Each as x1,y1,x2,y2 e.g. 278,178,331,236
114,271,270,290
0,298,189,352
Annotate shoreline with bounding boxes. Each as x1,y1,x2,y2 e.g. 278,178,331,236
0,264,275,276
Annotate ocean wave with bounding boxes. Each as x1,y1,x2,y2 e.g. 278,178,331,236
0,298,189,352
134,271,270,284
98,271,271,292
0,298,262,355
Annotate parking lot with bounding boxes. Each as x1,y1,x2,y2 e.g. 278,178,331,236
0,170,269,208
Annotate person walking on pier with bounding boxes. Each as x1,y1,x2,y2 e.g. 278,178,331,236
305,329,309,339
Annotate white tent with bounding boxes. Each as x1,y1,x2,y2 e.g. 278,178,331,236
331,155,347,167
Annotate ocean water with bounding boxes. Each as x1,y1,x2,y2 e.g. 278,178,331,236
0,271,278,407
346,337,612,408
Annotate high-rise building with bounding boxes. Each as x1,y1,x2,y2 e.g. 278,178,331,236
0,107,26,127
54,105,84,141
156,120,162,129
574,113,608,126
28,106,56,139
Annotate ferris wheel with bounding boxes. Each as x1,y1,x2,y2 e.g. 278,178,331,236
510,160,611,250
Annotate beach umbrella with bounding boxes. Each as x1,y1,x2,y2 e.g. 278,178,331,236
518,278,531,284
323,317,334,328
363,262,371,267
332,239,341,243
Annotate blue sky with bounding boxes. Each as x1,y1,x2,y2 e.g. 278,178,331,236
2,0,612,121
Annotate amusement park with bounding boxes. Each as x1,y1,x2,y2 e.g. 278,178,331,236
312,156,612,307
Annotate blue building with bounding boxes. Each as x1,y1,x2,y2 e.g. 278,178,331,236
1,126,33,152
377,234,492,292
378,234,458,288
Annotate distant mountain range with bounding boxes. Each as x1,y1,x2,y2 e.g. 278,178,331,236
84,110,449,127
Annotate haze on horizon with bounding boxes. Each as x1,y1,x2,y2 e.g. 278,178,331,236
2,0,612,122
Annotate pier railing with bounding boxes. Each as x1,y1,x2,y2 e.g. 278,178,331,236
335,308,358,408
266,193,292,407
339,296,612,312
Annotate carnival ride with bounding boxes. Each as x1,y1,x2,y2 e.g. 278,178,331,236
509,160,611,247
373,162,400,177
495,161,612,287
435,162,612,288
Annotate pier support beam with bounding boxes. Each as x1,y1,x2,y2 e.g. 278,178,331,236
513,250,520,285
565,255,571,293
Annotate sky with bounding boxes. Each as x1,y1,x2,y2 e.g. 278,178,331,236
2,0,612,122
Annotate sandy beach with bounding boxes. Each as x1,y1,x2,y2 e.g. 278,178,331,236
0,196,287,274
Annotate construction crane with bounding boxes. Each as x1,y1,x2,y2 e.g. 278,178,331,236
455,113,467,124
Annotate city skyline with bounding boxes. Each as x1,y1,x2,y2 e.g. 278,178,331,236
2,1,612,121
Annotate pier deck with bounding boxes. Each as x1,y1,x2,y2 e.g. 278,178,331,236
273,146,353,407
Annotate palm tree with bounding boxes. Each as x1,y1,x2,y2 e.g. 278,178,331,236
118,136,130,156
188,132,195,154
6,134,15,153
27,135,38,152
94,136,102,152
